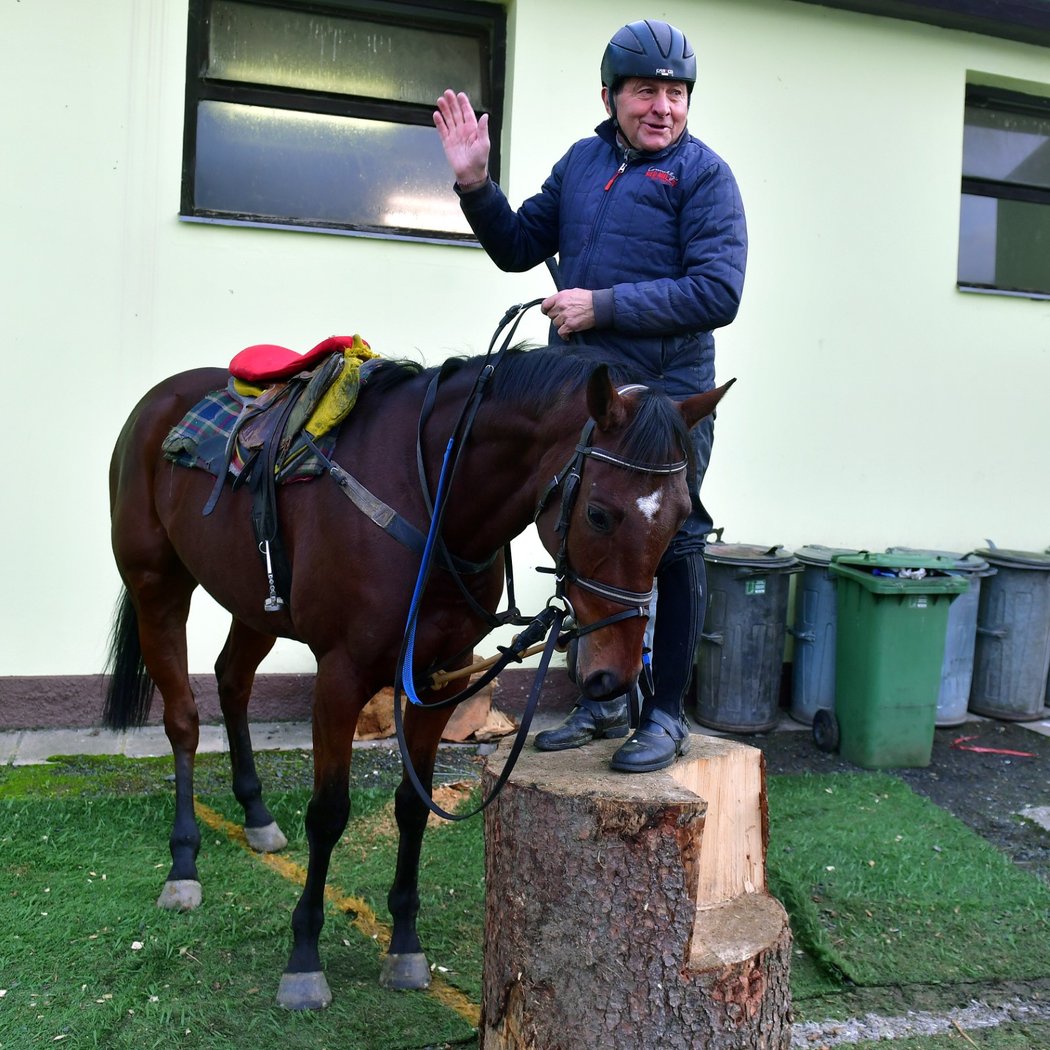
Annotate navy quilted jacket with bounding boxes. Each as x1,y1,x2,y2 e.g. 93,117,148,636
458,118,747,397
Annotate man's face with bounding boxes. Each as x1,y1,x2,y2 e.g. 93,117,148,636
603,77,689,152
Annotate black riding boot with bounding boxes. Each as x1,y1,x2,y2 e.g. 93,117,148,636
533,695,631,751
610,551,706,773
534,634,632,751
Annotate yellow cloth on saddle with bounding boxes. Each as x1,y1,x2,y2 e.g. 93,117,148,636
304,335,378,438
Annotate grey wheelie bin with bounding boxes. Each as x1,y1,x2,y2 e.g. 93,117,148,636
694,543,802,733
970,546,1050,721
787,545,858,725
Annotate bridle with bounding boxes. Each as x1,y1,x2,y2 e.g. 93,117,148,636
535,411,688,642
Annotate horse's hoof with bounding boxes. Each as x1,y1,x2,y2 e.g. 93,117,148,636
277,971,332,1010
156,880,202,911
380,952,431,990
244,821,288,853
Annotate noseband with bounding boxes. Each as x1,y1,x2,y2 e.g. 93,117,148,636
536,412,688,641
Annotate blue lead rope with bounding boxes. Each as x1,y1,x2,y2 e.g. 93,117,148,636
397,298,544,706
400,436,457,705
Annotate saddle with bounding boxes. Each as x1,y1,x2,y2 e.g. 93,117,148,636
162,334,379,611
227,333,378,481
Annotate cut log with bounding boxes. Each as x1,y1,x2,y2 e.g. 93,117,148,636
480,735,792,1049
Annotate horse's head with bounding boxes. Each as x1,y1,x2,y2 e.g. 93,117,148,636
536,366,734,702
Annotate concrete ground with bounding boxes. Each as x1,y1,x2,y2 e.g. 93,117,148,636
5,709,1050,761
0,709,823,765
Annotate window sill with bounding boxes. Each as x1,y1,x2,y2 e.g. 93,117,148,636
179,212,482,249
957,283,1050,302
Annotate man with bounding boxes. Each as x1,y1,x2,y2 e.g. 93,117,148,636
434,18,747,772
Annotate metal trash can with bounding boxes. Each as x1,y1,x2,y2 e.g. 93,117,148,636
694,543,802,733
787,545,858,725
970,546,1050,721
886,547,995,727
823,552,968,769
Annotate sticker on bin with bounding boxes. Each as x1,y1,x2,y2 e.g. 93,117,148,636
909,596,929,609
746,579,767,595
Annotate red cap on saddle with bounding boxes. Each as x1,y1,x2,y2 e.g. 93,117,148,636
229,336,367,383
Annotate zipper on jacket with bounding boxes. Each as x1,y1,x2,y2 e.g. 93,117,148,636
604,156,628,192
604,144,634,192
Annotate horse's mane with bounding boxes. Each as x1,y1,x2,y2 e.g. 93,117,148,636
363,344,691,467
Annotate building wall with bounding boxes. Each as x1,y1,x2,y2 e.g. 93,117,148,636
2,0,1048,688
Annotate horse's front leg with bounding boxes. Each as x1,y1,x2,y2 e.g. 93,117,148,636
276,660,361,1010
214,618,287,852
382,699,457,990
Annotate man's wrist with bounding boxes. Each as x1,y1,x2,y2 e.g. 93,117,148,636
456,173,489,193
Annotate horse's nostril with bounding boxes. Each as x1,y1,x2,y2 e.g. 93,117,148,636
581,670,625,702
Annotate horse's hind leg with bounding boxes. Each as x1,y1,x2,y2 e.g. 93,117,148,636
124,565,205,911
383,700,457,991
215,618,287,853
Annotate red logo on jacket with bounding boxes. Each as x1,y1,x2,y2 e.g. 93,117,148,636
645,167,678,187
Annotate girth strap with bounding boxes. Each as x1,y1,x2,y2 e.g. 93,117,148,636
305,434,498,578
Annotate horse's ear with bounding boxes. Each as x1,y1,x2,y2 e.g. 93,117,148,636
679,378,736,429
586,364,629,431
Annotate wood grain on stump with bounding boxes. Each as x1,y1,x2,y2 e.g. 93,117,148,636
480,735,792,1049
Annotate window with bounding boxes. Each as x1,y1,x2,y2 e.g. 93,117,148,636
958,84,1050,298
181,0,505,242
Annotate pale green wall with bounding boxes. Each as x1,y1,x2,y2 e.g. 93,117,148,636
2,0,1048,678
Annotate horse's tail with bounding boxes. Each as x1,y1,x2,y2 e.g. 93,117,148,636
102,588,156,730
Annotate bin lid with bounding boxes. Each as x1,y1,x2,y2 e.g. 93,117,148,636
975,547,1050,571
829,551,970,594
886,546,993,575
795,544,860,566
703,542,799,570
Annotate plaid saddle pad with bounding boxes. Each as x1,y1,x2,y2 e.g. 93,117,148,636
161,384,337,484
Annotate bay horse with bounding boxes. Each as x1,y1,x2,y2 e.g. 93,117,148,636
104,338,732,1010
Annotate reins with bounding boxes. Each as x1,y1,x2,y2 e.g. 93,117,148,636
392,300,572,822
395,299,545,713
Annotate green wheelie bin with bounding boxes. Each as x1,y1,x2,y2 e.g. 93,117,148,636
815,552,968,769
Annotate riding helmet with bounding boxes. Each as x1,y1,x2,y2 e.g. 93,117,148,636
600,19,696,95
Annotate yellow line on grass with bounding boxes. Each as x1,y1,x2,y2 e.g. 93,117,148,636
193,799,481,1026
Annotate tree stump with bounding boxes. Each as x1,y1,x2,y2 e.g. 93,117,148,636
480,735,792,1049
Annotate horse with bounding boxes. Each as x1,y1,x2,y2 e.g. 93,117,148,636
103,338,732,1010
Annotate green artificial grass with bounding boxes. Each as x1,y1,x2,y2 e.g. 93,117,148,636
3,754,1049,1048
0,792,479,1050
766,773,1050,1000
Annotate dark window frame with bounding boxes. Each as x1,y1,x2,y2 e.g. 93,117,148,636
180,0,506,242
958,83,1050,298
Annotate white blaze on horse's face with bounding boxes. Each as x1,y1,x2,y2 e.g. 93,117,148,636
636,489,662,525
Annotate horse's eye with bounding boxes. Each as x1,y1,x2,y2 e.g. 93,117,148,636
586,504,613,534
